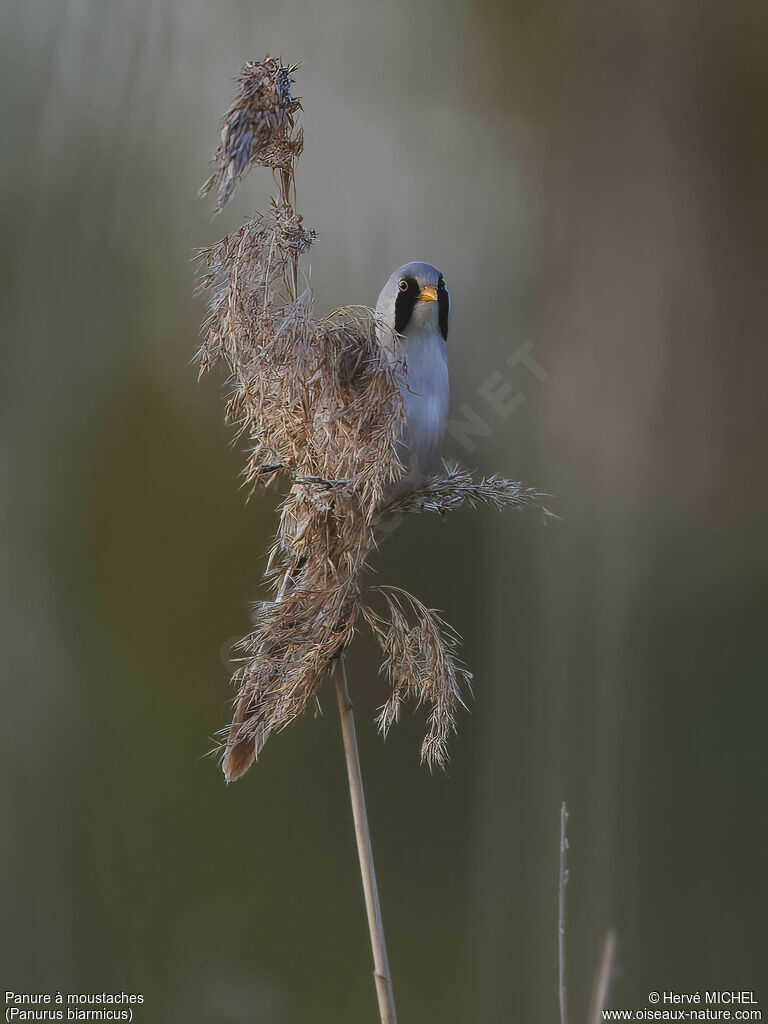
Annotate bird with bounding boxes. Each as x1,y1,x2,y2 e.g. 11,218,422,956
375,261,451,499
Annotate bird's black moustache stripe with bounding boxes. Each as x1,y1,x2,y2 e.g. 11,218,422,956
437,274,449,341
394,276,419,333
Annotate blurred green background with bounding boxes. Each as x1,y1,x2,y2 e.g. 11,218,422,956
2,1,767,1021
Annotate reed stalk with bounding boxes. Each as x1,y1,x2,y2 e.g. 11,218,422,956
559,801,570,1024
335,657,397,1024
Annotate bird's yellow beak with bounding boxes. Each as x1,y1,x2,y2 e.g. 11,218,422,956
417,285,438,302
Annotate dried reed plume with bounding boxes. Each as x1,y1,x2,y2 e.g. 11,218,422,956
197,58,548,782
199,57,302,213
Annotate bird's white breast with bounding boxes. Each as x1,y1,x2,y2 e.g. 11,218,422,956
397,325,449,491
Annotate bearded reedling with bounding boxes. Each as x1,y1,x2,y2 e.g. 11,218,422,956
196,58,549,1024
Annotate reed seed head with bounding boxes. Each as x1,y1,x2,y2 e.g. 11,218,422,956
197,58,550,779
200,57,302,213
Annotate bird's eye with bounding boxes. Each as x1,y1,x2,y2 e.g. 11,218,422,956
398,279,409,292
438,277,446,290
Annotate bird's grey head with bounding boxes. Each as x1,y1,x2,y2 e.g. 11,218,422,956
375,261,450,342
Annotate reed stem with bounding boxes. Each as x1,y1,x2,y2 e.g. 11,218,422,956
589,930,617,1024
334,656,398,1024
559,801,569,1024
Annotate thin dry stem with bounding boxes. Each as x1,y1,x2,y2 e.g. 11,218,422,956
589,930,618,1024
335,658,397,1024
559,801,569,1024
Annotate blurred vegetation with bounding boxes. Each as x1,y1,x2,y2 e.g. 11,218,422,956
2,1,767,1021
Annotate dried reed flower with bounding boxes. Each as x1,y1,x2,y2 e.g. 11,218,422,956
361,589,472,771
387,460,554,518
200,57,302,213
197,58,549,781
